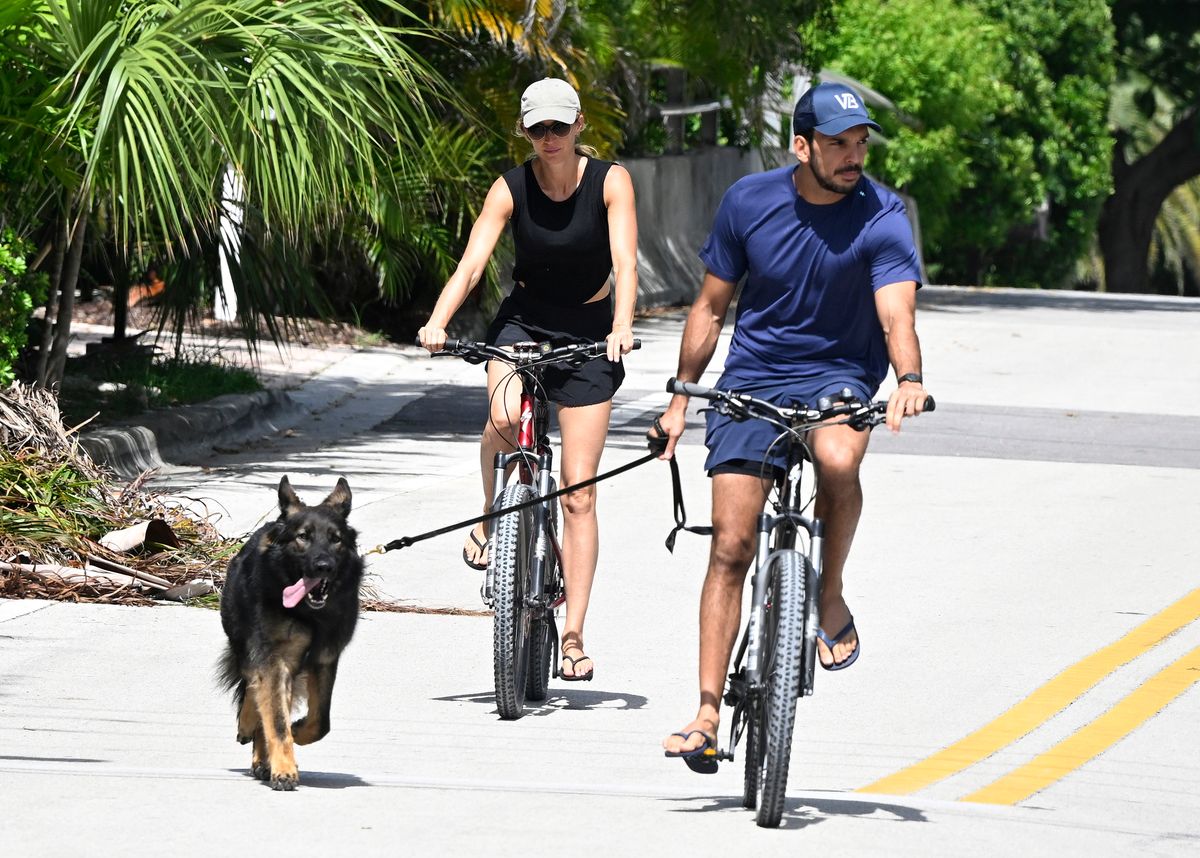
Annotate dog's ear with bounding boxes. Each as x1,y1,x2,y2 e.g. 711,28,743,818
260,521,283,548
278,476,303,516
321,477,352,519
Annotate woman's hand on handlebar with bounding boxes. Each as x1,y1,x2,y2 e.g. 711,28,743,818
606,324,635,362
417,324,448,353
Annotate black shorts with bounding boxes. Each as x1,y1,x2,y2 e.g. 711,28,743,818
484,288,625,408
708,457,786,483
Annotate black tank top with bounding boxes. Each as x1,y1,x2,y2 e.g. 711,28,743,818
502,157,614,307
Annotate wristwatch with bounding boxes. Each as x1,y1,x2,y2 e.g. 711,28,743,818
897,372,923,385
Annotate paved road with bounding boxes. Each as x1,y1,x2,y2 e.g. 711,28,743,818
3,287,1200,855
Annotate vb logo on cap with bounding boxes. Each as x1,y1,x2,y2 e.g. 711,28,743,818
792,82,882,136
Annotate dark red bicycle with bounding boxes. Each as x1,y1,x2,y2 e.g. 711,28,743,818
434,338,639,719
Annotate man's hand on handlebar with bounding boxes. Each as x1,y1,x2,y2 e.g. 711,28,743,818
885,379,931,433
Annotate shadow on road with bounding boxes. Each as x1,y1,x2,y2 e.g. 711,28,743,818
224,768,372,789
662,792,927,829
433,688,649,714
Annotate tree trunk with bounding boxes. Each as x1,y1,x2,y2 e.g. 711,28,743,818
111,252,129,343
1100,108,1200,293
34,212,69,388
45,211,89,389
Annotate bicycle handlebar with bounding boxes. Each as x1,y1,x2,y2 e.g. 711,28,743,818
416,337,641,366
666,377,935,430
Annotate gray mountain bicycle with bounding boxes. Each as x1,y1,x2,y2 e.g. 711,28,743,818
666,377,934,827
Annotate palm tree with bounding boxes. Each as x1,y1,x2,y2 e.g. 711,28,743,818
1,0,462,387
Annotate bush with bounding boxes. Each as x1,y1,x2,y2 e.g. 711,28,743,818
0,231,47,385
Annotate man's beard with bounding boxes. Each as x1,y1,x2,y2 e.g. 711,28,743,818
811,158,861,196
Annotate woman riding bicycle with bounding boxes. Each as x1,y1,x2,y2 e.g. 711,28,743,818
418,77,638,683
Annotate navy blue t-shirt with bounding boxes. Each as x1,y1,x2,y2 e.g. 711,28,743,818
699,165,922,391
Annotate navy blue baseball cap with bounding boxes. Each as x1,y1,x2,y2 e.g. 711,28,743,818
792,82,881,136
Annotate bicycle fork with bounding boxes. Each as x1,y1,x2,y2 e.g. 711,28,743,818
745,513,824,697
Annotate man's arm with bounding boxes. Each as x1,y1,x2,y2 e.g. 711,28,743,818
656,271,738,458
874,279,928,432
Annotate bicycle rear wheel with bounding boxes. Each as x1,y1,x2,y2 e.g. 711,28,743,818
491,483,536,719
742,699,762,809
754,550,808,827
525,478,559,702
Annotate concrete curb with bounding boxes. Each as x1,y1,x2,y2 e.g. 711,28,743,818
79,389,303,479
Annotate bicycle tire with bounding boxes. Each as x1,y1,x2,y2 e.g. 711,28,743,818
742,699,763,809
755,550,808,828
524,477,559,702
491,483,536,719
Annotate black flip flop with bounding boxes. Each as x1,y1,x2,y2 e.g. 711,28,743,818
560,652,594,682
462,529,488,571
664,730,719,774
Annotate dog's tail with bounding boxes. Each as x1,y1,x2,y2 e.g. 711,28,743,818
215,645,242,695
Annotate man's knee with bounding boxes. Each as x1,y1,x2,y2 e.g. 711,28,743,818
814,439,866,484
709,529,755,579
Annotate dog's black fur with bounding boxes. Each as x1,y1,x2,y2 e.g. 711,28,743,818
218,476,363,790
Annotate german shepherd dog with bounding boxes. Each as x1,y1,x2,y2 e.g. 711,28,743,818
218,476,363,790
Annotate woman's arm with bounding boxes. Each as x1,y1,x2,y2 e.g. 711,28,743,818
604,164,638,361
418,177,514,351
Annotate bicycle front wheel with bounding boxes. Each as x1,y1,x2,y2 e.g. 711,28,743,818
525,477,560,702
754,550,808,828
491,483,536,719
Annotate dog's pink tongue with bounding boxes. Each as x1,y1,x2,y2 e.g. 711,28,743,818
282,577,318,609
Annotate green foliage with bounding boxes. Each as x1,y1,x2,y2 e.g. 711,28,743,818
1112,1,1200,104
2,0,468,357
594,0,829,153
57,349,262,428
807,0,1112,287
0,232,47,385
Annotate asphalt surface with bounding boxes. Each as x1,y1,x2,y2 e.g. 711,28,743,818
4,286,1200,856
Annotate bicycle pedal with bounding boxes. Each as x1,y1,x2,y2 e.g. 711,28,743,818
714,749,735,762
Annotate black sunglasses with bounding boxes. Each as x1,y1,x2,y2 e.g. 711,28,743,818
525,121,573,140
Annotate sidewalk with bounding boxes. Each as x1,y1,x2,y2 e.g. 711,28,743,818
71,321,415,479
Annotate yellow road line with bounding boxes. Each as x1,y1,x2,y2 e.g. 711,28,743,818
962,644,1200,805
858,587,1200,796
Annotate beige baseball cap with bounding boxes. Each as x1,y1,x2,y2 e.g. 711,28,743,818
520,78,580,127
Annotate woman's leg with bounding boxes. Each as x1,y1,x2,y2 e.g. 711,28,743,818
554,399,613,677
465,360,523,567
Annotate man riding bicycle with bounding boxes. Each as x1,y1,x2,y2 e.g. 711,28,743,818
656,82,931,764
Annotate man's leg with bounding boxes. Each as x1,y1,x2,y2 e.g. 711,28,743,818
663,472,771,754
809,423,872,667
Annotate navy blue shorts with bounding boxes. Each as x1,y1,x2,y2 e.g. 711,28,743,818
704,375,875,478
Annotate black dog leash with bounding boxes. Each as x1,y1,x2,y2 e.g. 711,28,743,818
371,429,670,555
368,418,713,556
656,417,713,553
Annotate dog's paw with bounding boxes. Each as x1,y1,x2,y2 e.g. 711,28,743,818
291,717,328,746
270,771,299,791
250,761,271,781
